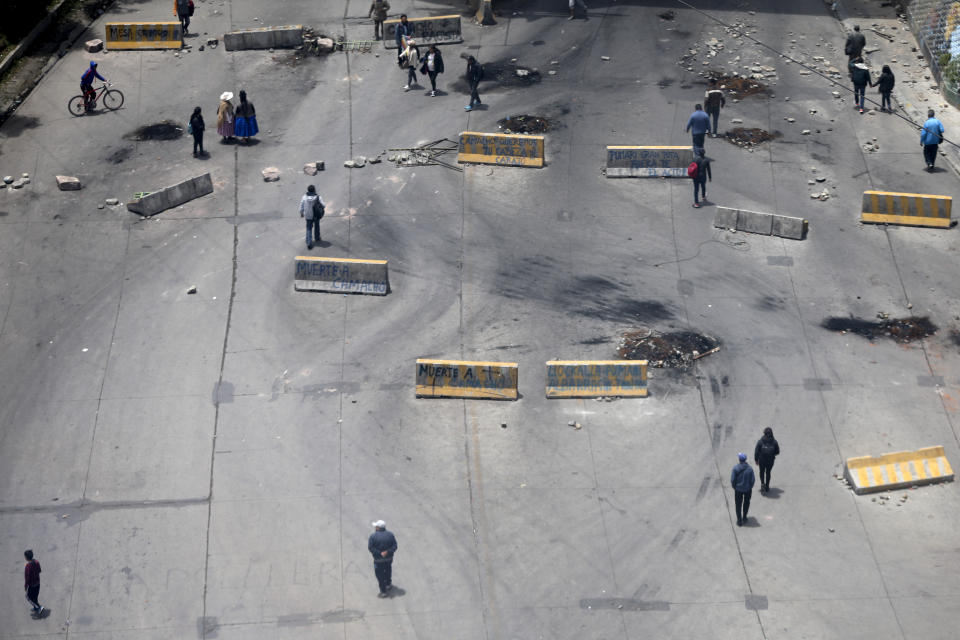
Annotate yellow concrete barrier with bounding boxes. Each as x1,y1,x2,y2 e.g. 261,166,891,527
105,22,182,50
415,359,518,400
294,256,388,295
545,361,648,398
457,132,545,168
606,145,694,178
844,446,954,494
861,190,953,228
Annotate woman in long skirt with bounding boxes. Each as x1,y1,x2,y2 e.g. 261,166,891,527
233,90,259,144
216,91,234,141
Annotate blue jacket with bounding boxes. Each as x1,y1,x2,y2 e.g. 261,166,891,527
81,68,105,85
394,22,412,47
368,529,397,563
731,462,755,493
921,118,944,146
686,110,710,135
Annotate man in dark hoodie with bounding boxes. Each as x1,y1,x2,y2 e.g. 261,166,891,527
849,57,872,114
691,151,712,208
731,453,755,526
754,427,780,493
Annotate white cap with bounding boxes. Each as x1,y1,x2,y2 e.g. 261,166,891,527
372,519,386,528
220,91,234,101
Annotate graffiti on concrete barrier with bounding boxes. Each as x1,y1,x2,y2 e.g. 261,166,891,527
383,15,463,49
295,259,388,294
417,363,514,389
107,23,181,42
607,148,686,169
546,362,648,397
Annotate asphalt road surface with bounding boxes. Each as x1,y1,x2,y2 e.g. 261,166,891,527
1,1,959,639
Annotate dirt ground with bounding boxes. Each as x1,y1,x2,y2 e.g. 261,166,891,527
0,0,112,124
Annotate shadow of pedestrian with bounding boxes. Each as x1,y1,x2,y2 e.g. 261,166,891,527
387,586,406,598
763,487,783,499
33,608,51,619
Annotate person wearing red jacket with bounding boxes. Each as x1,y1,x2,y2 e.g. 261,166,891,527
24,549,43,618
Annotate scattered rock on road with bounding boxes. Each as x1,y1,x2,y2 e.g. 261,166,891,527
105,198,120,205
56,175,81,191
262,167,280,181
85,39,103,53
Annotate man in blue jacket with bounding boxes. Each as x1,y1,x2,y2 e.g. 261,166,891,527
921,109,944,172
80,61,106,110
368,520,398,597
731,453,755,526
686,104,710,156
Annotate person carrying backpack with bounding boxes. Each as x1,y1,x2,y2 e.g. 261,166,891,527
754,427,780,493
875,65,895,113
690,151,711,208
299,185,325,249
465,56,483,111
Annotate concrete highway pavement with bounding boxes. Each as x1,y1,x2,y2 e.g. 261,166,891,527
1,0,959,638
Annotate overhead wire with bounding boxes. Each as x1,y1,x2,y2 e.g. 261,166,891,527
672,0,960,150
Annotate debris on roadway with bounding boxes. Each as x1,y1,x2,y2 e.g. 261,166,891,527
618,329,721,370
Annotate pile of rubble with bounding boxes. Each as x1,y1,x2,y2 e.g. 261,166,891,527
724,127,778,148
617,328,720,371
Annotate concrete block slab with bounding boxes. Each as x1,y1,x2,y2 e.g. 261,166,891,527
126,172,213,216
736,208,773,235
714,206,739,229
223,25,303,51
55,175,81,190
84,38,103,52
771,214,808,239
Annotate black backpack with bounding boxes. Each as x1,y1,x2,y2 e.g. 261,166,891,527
760,439,776,458
312,197,325,219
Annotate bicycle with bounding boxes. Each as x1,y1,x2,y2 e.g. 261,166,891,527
68,83,124,116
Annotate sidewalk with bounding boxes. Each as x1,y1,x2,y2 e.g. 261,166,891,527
835,0,960,175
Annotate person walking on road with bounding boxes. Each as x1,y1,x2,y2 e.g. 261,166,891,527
368,520,397,597
399,38,420,92
691,152,711,208
189,106,205,157
704,79,726,136
174,0,193,35
849,57,872,114
24,550,43,618
876,64,895,113
394,14,412,50
369,0,390,41
731,453,755,526
420,44,444,96
216,91,234,142
844,24,866,61
685,104,710,155
921,109,945,172
465,56,483,111
754,427,780,493
568,0,588,20
234,90,259,144
299,185,325,250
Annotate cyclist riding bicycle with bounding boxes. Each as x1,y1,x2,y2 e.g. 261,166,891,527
80,61,107,110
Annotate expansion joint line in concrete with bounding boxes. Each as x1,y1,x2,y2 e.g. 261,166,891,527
341,14,355,630
200,140,241,640
784,246,908,639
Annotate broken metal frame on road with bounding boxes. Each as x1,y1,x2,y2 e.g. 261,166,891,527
388,138,462,172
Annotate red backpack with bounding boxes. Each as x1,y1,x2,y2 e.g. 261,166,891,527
687,160,699,179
